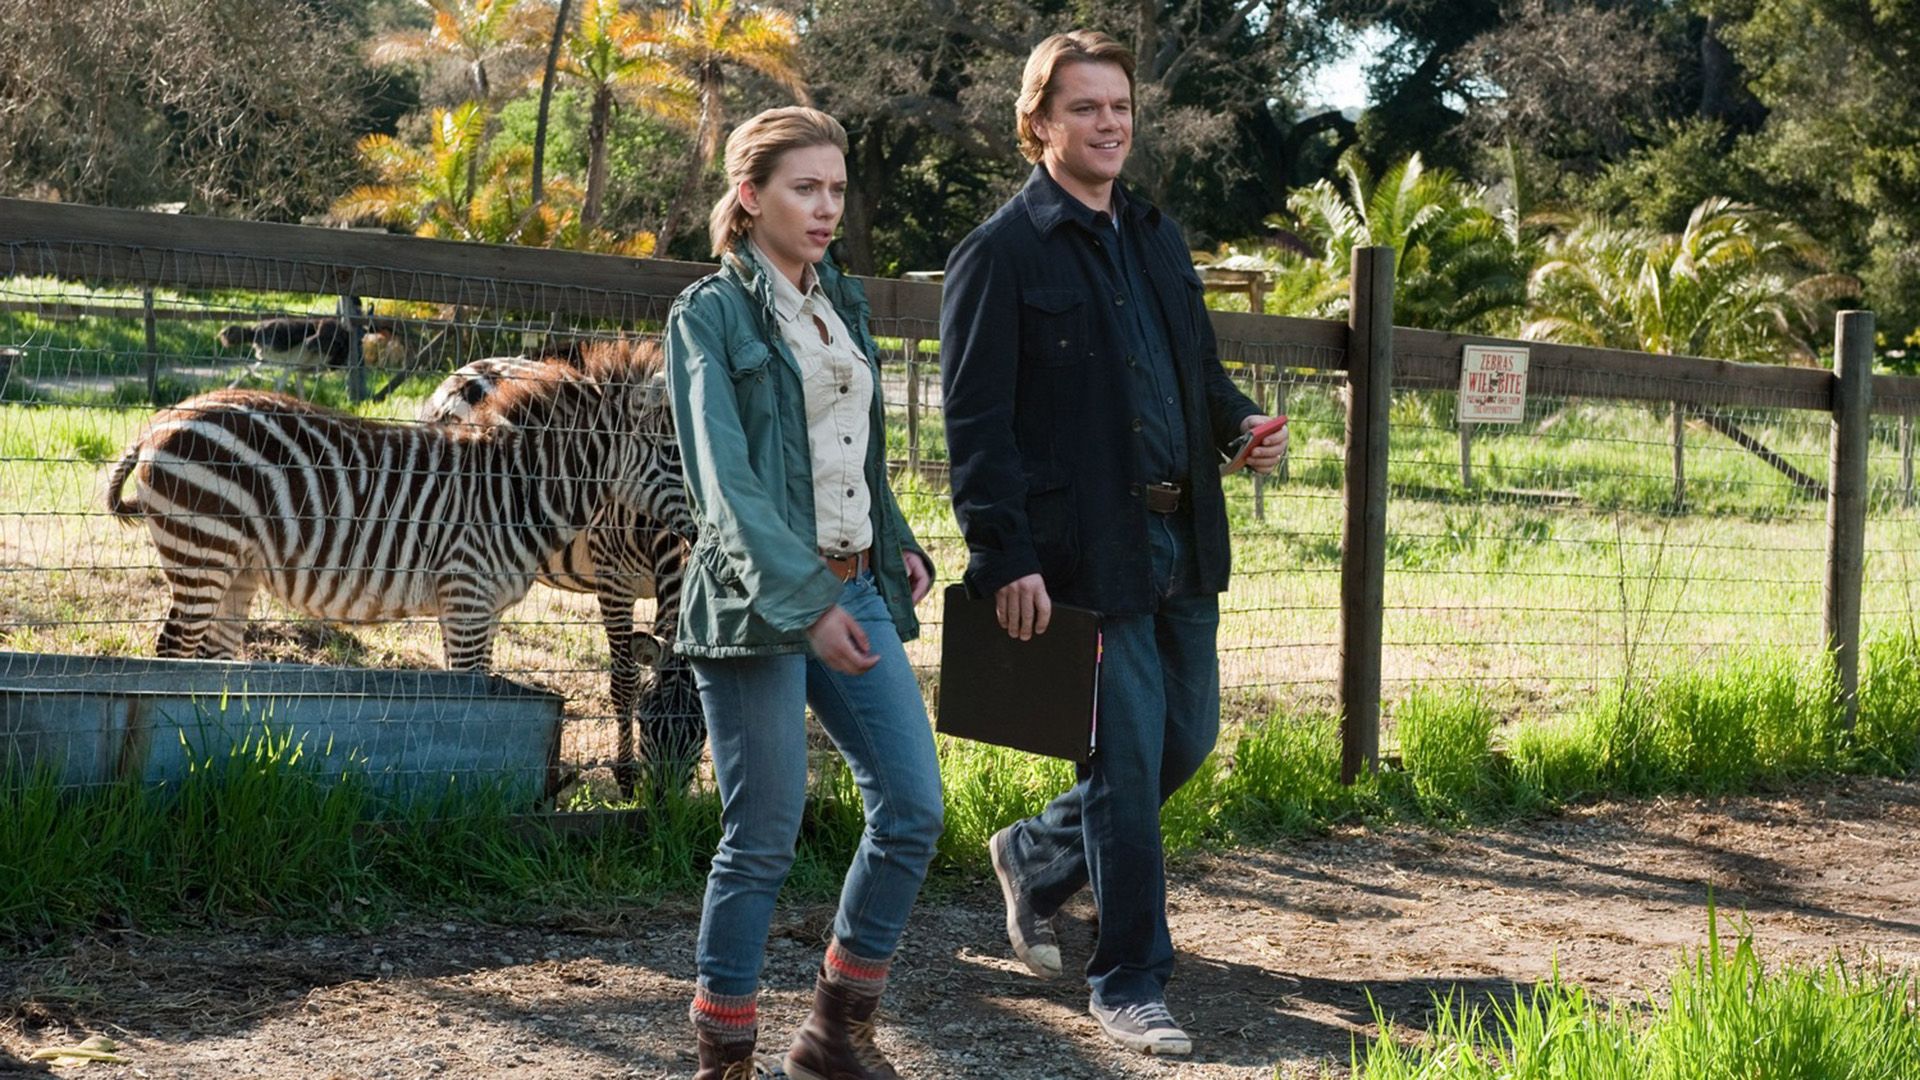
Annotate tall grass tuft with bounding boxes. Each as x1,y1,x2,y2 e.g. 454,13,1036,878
1396,687,1501,820
1347,909,1920,1079
1582,649,1838,794
1855,632,1920,774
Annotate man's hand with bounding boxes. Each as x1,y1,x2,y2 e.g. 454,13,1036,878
1241,413,1290,476
994,573,1052,640
904,549,933,604
807,605,878,675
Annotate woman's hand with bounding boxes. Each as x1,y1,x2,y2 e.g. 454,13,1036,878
808,604,879,675
904,549,933,604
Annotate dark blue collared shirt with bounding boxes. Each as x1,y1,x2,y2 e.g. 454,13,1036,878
1108,187,1190,483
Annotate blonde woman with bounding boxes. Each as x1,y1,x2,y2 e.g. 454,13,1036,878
665,106,940,1080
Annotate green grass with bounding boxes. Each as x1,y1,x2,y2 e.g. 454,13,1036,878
1345,909,1920,1080
11,629,1917,949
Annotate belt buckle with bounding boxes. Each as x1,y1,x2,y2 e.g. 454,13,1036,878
1144,482,1182,514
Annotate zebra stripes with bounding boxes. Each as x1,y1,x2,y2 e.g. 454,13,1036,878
106,347,669,678
419,343,702,798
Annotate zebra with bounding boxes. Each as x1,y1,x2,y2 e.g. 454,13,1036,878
105,346,673,691
420,344,702,800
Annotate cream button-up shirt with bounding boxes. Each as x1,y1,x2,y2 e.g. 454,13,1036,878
750,240,874,555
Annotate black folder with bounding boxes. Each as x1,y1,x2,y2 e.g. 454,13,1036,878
936,583,1103,762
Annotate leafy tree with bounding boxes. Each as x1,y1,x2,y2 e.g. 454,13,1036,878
1278,151,1528,332
649,0,808,255
1711,0,1920,344
0,0,381,217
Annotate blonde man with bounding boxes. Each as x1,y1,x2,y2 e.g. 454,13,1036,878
939,30,1286,1056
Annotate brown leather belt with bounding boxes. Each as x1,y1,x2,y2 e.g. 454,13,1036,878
822,547,871,582
1143,481,1184,514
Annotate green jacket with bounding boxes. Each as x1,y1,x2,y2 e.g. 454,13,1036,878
665,246,926,657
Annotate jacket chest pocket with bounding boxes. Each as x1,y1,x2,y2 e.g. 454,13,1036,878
1020,288,1088,368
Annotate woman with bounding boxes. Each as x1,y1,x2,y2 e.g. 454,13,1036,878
665,106,942,1080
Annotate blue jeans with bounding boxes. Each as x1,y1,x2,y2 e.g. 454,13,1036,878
995,511,1220,1006
691,571,945,997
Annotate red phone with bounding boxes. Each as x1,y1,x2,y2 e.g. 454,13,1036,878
1221,415,1288,476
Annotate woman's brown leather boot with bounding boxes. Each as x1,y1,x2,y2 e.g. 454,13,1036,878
782,968,901,1080
694,1028,762,1080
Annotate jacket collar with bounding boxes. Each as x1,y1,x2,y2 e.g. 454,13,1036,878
722,239,860,318
1019,164,1160,238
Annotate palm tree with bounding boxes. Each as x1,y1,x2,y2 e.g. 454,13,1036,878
1526,197,1857,498
333,103,495,241
370,0,545,200
1280,150,1529,333
648,0,807,254
1525,197,1852,363
334,102,654,254
371,0,543,103
553,0,696,229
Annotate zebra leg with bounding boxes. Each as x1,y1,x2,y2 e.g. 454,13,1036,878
198,567,262,659
636,536,704,802
437,590,502,672
596,588,645,800
154,566,238,658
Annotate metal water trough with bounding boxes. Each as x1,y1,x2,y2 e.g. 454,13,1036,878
0,651,564,801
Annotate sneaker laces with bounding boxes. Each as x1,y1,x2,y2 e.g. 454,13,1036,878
1123,1001,1179,1029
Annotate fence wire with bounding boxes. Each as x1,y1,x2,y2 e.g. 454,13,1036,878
2,224,1915,805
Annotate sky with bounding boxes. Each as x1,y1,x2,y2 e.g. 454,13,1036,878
1300,26,1392,112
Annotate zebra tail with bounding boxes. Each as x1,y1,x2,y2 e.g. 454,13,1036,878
104,444,143,521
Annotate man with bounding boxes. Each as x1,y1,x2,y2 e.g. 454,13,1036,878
939,28,1287,1057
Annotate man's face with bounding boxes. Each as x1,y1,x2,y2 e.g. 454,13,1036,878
1033,60,1133,193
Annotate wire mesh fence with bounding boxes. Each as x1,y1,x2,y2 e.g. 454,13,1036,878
2,205,1916,806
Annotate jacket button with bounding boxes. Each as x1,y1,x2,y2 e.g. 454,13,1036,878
1114,295,1126,307
1131,418,1143,432
1127,355,1138,367
1129,484,1141,497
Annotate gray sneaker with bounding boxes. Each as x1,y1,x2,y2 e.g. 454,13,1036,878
988,825,1062,978
1088,998,1192,1056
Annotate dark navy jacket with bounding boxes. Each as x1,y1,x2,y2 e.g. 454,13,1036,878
940,167,1260,614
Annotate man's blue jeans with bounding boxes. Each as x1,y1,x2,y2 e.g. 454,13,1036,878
994,511,1220,1006
690,571,945,997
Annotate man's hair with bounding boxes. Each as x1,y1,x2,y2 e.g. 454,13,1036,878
708,106,850,258
1014,30,1137,164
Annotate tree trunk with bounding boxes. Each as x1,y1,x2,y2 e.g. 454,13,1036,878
531,0,573,209
838,120,887,274
657,71,722,256
583,85,613,230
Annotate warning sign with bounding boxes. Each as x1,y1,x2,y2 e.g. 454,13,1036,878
1458,345,1529,424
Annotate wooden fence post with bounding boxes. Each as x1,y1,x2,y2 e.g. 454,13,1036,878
339,293,367,402
1901,415,1914,510
1826,310,1873,729
903,337,921,480
1274,380,1290,484
1458,421,1473,488
1341,246,1394,783
1671,402,1686,510
141,288,160,405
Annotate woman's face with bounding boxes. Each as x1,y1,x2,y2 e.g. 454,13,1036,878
741,143,847,287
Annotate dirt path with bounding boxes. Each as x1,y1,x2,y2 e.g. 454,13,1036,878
7,777,1920,1079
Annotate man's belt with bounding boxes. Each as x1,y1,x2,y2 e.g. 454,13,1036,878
822,547,872,582
1143,481,1184,514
